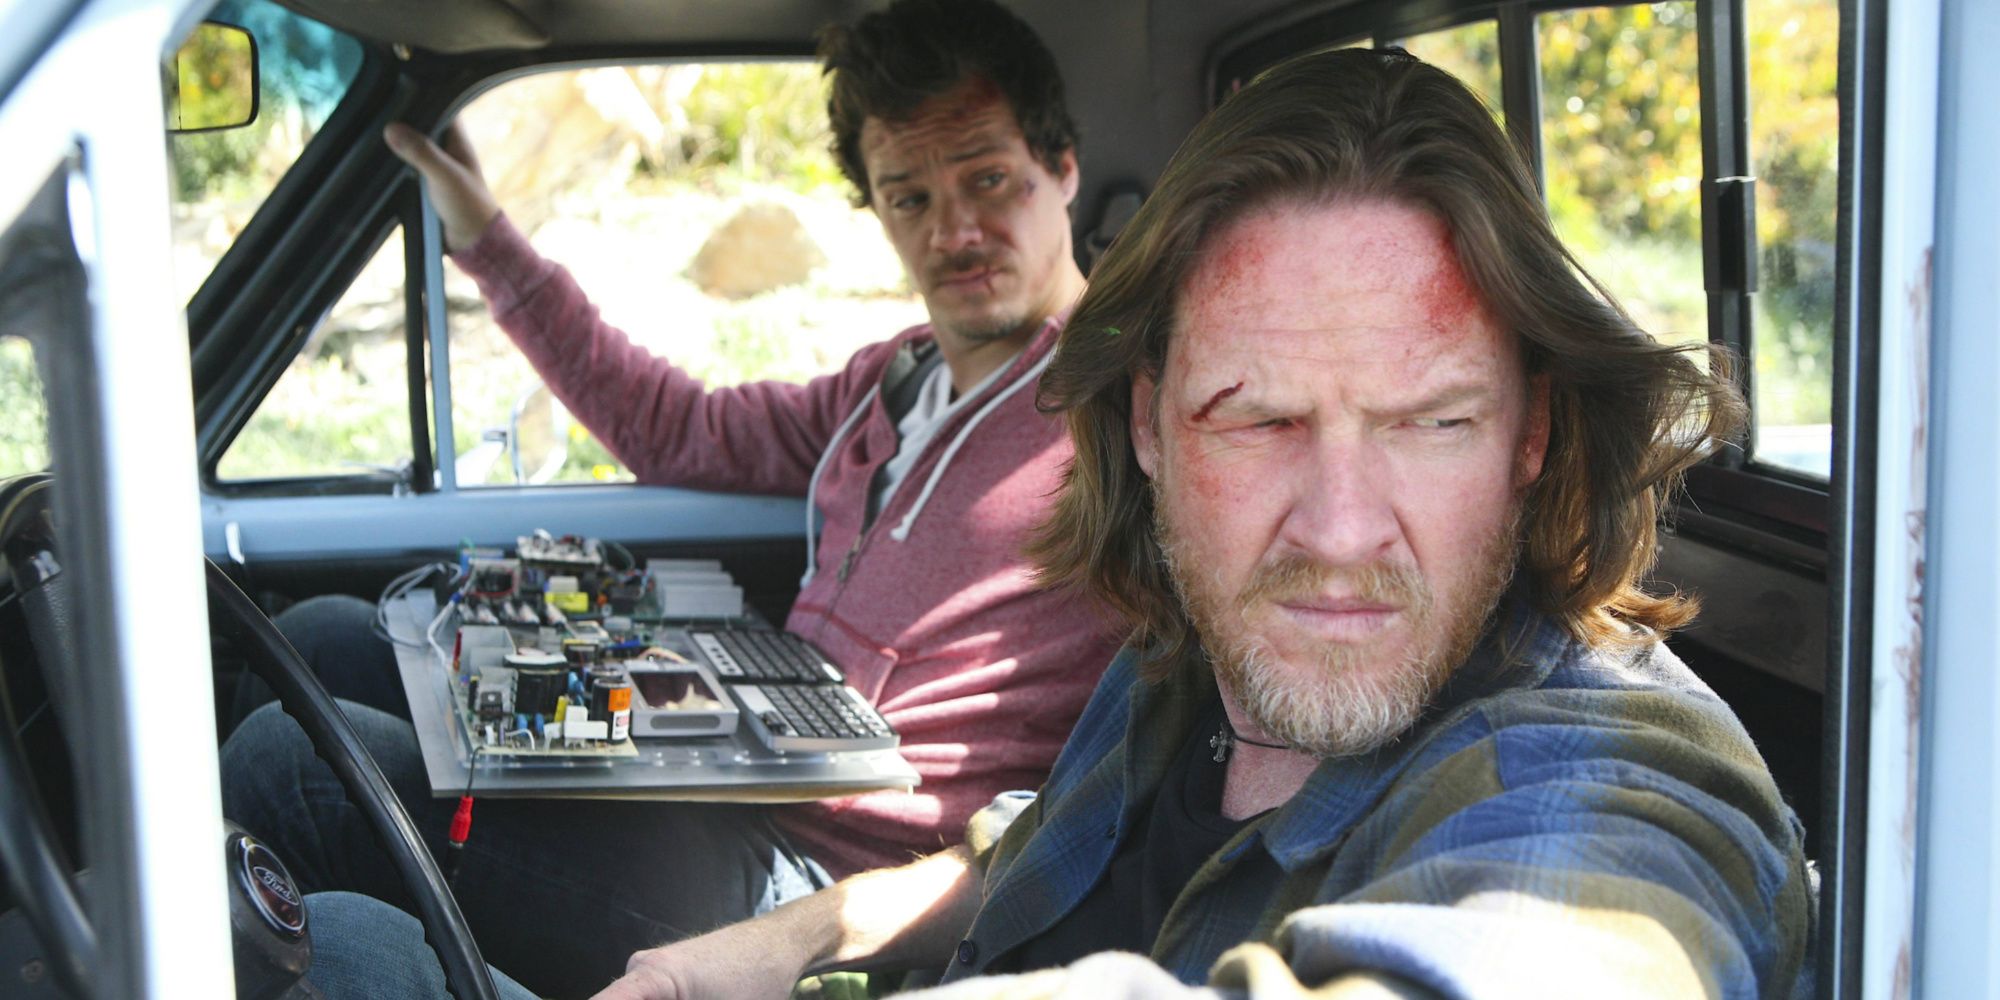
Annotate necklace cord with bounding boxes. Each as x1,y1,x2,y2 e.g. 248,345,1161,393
1220,715,1289,750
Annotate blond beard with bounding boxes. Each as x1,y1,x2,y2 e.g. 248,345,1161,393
1155,495,1521,759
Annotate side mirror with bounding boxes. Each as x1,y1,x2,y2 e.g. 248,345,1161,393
509,383,571,485
167,22,259,133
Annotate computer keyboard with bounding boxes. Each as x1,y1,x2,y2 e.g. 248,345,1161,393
691,628,843,684
687,627,898,752
729,682,899,753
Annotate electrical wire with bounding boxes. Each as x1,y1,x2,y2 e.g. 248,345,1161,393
444,747,481,885
601,539,635,572
423,597,456,668
373,561,463,648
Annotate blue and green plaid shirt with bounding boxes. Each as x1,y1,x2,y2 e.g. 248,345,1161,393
929,599,1813,998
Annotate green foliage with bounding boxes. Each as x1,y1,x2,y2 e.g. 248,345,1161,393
170,25,255,130
1398,0,1835,465
555,431,626,483
172,116,276,201
689,310,818,386
216,340,411,480
1541,4,1705,247
639,65,844,194
0,338,49,477
1530,0,1837,438
1397,21,1502,116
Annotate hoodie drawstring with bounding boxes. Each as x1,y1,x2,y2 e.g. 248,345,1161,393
800,386,881,588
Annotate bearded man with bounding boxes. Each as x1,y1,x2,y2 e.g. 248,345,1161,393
300,44,1814,1000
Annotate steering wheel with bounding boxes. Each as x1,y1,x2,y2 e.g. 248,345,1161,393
0,475,500,1000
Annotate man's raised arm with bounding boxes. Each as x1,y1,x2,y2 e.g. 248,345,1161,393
383,122,501,252
591,844,983,1000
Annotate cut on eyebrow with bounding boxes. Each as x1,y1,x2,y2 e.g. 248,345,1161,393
1190,382,1245,422
1179,381,1287,424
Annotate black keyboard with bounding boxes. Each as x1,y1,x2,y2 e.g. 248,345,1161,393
687,628,898,752
690,628,843,684
729,683,899,753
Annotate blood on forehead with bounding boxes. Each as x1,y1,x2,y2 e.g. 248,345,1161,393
1185,202,1492,326
1321,214,1488,332
1412,228,1486,332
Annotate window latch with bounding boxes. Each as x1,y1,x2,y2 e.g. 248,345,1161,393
1705,175,1759,296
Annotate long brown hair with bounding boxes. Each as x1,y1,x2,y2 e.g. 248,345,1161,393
1030,47,1745,674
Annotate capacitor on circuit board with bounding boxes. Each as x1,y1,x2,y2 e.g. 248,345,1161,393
589,667,634,742
563,639,602,673
506,650,567,718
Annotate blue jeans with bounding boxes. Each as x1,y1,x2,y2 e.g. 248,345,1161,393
306,891,540,1000
227,594,413,733
220,597,833,998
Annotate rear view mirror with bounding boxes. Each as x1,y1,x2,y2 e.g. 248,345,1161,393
167,22,258,133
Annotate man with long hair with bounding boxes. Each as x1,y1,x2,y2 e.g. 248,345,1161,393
574,46,1811,999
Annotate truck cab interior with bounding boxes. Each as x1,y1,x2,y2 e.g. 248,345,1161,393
0,0,1992,995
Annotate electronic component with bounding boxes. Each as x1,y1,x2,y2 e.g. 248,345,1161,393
517,531,603,570
563,639,603,670
586,665,634,741
690,628,843,685
506,650,568,718
649,568,744,618
463,558,519,599
456,625,516,670
472,667,515,720
605,575,651,615
624,660,736,737
729,683,897,753
569,621,612,645
440,543,897,761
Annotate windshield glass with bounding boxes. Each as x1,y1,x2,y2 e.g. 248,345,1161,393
169,0,362,304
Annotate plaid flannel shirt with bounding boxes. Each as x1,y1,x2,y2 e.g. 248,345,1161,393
924,599,1814,999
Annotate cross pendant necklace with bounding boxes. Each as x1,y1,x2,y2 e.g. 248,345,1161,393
1211,719,1288,763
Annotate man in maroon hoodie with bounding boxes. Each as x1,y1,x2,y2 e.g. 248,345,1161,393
219,1,1122,995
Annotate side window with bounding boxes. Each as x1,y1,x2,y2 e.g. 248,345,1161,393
442,64,925,487
1746,0,1837,477
1538,3,1705,349
1395,21,1501,117
169,0,362,305
216,228,412,481
0,336,48,477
